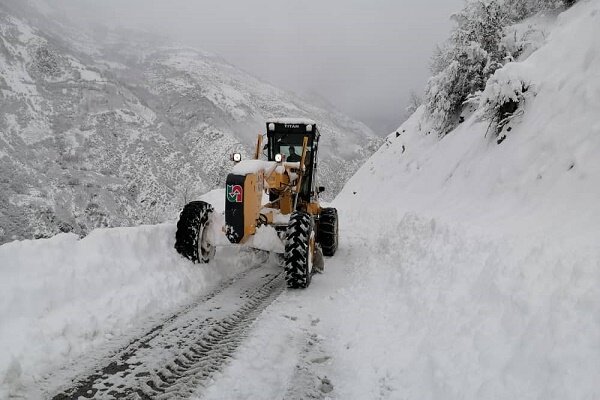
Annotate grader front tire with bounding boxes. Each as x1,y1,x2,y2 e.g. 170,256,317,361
174,201,215,263
284,211,314,289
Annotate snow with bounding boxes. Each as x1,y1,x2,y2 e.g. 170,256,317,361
340,1,600,248
195,210,600,399
479,63,533,115
501,12,556,61
199,188,226,213
322,213,599,399
245,225,285,253
0,58,38,98
68,59,104,82
262,207,291,225
1,2,599,399
195,305,301,400
79,69,103,82
0,220,248,398
231,159,277,175
275,162,301,173
12,16,38,43
230,160,303,187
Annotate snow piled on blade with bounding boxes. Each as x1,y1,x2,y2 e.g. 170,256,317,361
231,159,277,175
0,222,244,397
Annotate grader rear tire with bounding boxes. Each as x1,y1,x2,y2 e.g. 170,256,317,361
174,201,215,263
318,207,338,256
284,211,314,289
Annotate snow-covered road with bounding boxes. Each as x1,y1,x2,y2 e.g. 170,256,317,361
0,214,273,399
52,261,284,399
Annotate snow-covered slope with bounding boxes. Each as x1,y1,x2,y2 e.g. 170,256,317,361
340,1,600,247
324,1,600,397
0,1,378,244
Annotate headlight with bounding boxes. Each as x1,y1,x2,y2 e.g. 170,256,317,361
231,153,242,162
274,153,283,163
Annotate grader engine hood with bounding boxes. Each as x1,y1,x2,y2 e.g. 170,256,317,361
225,160,299,244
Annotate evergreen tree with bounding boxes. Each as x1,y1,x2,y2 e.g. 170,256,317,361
423,0,578,135
425,0,508,134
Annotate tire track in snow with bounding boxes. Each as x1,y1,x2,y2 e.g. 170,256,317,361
283,322,334,400
51,262,285,400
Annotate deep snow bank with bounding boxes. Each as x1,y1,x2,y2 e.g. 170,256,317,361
0,191,245,398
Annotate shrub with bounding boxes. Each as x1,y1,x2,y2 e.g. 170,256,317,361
479,66,533,141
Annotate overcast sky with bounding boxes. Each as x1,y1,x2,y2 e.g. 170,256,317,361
50,0,463,134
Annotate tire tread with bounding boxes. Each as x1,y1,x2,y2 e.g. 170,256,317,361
174,201,214,263
318,208,338,256
284,211,312,288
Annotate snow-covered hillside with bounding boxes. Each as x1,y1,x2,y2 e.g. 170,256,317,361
340,0,600,246
328,1,600,397
0,0,378,244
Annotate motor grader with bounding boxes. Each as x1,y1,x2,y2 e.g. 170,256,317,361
174,119,339,288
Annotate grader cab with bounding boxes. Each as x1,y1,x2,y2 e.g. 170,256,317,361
174,119,339,288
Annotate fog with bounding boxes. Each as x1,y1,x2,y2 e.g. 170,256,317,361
48,0,463,134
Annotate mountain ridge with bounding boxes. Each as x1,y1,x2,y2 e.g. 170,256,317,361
0,1,379,244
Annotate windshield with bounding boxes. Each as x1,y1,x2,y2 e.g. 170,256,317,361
279,145,301,161
270,133,313,162
267,132,318,200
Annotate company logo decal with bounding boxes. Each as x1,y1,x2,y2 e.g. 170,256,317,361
226,185,243,203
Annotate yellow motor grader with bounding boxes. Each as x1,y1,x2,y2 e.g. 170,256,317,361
174,119,338,288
